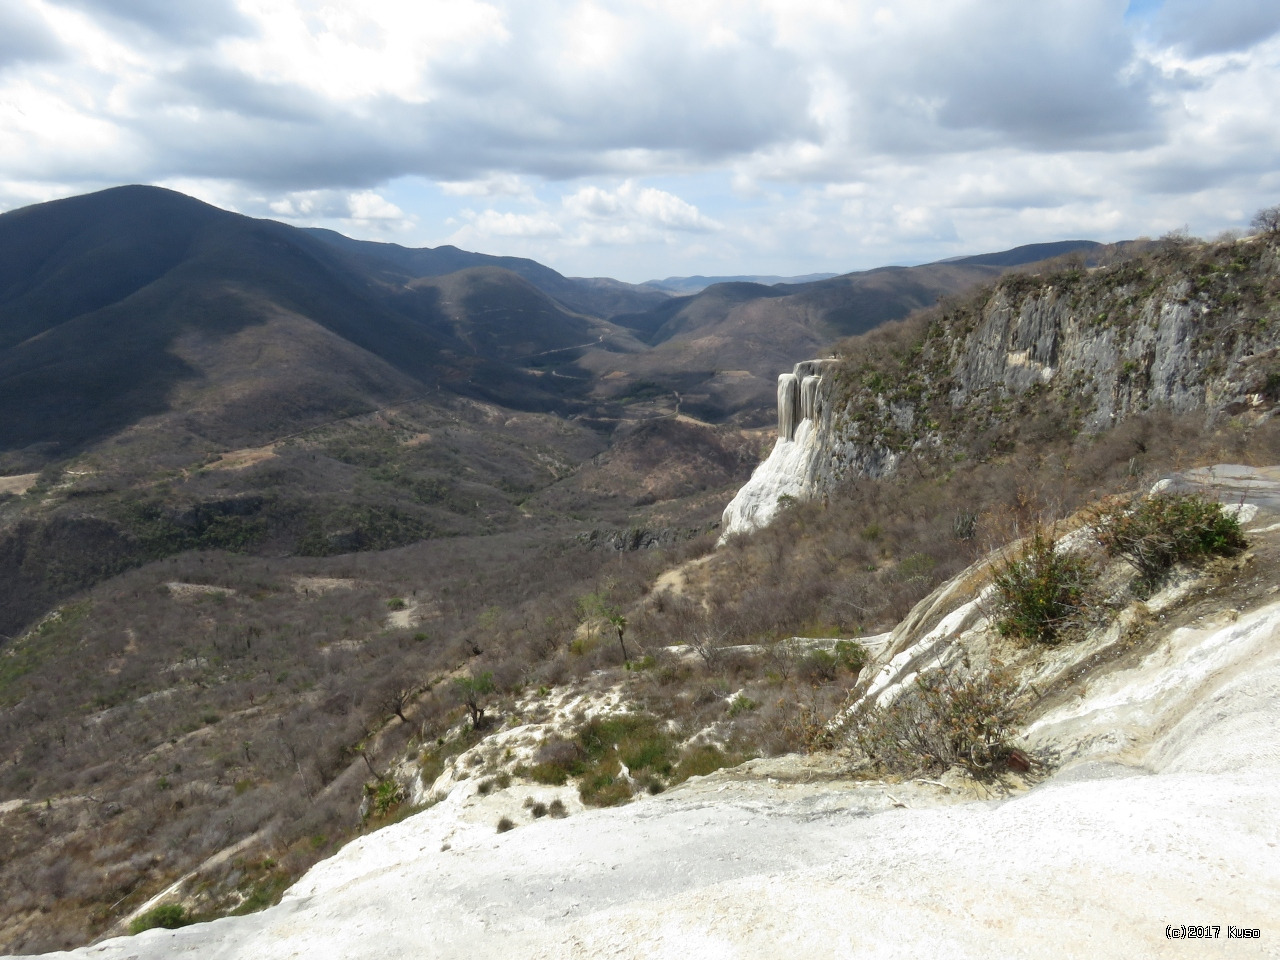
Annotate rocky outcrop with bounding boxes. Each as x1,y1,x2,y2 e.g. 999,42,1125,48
576,524,718,551
720,359,861,539
721,237,1280,538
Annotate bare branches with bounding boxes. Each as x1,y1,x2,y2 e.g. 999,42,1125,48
1251,203,1280,236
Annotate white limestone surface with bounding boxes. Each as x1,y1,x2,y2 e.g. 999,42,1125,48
19,599,1280,960
719,419,821,540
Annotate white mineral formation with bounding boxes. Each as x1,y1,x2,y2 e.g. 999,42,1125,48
721,359,838,539
776,372,798,440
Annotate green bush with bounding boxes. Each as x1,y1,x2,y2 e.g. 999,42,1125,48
129,904,192,934
579,764,634,807
364,778,406,819
670,744,735,784
856,666,1022,778
834,640,869,674
1093,491,1246,593
991,528,1097,644
799,649,840,683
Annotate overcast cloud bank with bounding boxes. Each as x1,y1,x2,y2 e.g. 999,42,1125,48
1,0,1278,279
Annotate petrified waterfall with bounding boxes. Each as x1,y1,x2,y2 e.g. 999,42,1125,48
777,374,800,440
721,358,839,539
801,375,821,422
777,359,836,442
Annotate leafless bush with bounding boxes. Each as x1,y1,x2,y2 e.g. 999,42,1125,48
856,666,1023,778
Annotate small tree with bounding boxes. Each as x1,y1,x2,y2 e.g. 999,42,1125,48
453,671,494,729
607,613,630,663
574,591,610,648
1251,204,1280,236
382,686,414,724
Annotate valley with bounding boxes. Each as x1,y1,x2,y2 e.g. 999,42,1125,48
1,188,1278,955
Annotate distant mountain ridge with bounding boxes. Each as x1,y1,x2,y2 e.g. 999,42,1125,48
0,186,650,462
0,186,1109,466
305,229,669,319
642,273,841,295
642,242,1100,296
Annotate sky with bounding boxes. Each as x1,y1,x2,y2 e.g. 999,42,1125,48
1,0,1278,283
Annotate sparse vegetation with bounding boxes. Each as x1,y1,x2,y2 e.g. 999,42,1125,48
521,712,749,804
991,528,1098,644
129,904,193,935
1092,490,1247,594
856,666,1023,778
1252,203,1280,236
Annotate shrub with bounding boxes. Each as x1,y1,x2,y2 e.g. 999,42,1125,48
129,904,192,934
1252,203,1280,235
525,715,681,806
1092,491,1246,593
855,666,1022,778
798,649,839,683
991,528,1097,644
547,798,568,818
834,640,869,675
670,744,738,784
495,816,515,833
526,739,587,785
364,778,405,819
577,715,675,779
579,766,633,807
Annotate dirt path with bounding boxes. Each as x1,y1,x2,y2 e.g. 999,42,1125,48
0,473,38,496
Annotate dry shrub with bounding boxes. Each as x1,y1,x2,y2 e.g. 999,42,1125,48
1091,490,1247,594
856,666,1022,778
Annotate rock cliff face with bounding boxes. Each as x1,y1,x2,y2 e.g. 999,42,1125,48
723,236,1280,536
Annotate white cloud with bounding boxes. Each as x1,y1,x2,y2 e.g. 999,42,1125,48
265,188,413,231
444,180,716,252
462,208,562,238
564,181,721,232
0,0,1278,279
439,174,535,200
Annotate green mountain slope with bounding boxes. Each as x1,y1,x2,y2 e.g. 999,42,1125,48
0,187,649,461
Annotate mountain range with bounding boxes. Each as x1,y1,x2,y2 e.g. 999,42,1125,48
0,185,1098,469
2,186,1273,956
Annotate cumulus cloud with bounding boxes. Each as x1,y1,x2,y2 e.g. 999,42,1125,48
459,209,563,238
267,188,413,231
0,1,62,71
1150,0,1280,55
1,0,1279,278
564,181,721,233
444,180,717,253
